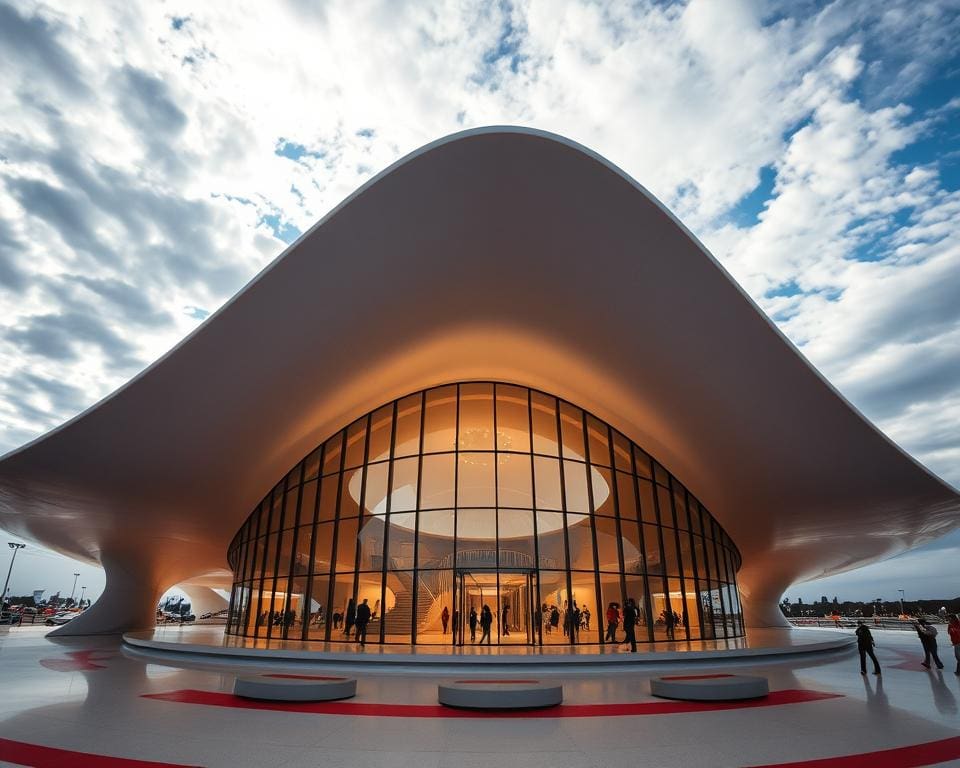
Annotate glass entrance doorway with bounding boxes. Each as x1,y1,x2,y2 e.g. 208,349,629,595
454,569,539,646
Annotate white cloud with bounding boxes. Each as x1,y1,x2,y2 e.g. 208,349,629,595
0,0,958,596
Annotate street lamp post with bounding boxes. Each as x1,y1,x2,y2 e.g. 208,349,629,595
69,572,80,606
80,586,87,608
2,542,26,609
898,589,905,617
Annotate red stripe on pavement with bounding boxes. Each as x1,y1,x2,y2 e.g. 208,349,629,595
0,737,201,768
747,735,960,768
263,674,348,680
142,688,839,718
660,674,736,681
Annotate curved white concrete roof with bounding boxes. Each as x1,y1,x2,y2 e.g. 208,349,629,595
1,127,957,635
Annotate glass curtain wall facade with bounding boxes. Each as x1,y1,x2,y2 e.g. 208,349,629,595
225,383,743,646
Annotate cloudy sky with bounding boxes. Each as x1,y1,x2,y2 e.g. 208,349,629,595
1,0,958,605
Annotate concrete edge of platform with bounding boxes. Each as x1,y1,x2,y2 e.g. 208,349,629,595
122,630,856,669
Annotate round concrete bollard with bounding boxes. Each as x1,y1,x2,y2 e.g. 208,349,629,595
438,680,563,710
233,674,357,702
650,673,769,701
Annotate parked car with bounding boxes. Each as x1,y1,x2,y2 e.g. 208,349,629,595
45,612,76,626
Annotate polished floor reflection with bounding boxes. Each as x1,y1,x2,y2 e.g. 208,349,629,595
3,625,960,767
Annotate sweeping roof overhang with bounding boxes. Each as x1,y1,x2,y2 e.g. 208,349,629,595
0,127,957,628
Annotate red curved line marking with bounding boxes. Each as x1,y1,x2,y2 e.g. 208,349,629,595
0,737,201,767
660,674,736,681
453,679,541,684
142,688,839,718
263,674,348,680
747,735,960,767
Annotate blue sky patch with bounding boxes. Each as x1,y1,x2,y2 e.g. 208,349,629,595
259,214,301,244
733,165,777,227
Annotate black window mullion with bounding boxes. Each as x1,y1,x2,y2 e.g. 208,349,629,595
629,442,655,643
452,384,461,648
579,410,604,646
605,423,627,646
553,401,574,646
324,429,347,642
301,439,326,641
525,387,542,647
266,483,290,641
684,493,706,639
650,478,673,641
411,390,427,645
667,476,690,641
378,400,399,643
282,464,306,639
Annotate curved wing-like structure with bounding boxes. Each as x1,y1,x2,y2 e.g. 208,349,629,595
0,127,957,635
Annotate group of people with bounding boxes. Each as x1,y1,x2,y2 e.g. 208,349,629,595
604,599,642,651
540,601,589,639
855,614,960,675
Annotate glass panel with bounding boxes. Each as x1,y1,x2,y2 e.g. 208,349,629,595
420,453,455,508
662,529,682,577
535,511,567,569
497,453,532,508
458,382,494,451
495,384,530,453
678,532,696,580
497,509,534,566
306,575,330,640
594,515,620,572
335,517,358,570
612,431,632,471
616,471,637,521
625,574,650,642
673,485,689,530
620,518,643,575
318,474,339,521
530,391,558,456
684,585,702,640
569,572,595,643
339,468,363,518
304,448,321,481
567,513,595,571
592,465,615,516
285,462,303,490
367,404,394,463
559,402,585,460
355,573,383,642
585,415,609,466
394,394,422,457
642,524,664,576
262,531,279,578
533,456,562,510
599,572,622,643
269,487,283,532
653,461,670,487
275,529,293,578
458,453,495,507
300,479,318,524
283,487,299,529
563,460,589,513
344,418,368,469
358,515,385,570
689,498,703,534
323,431,343,475
634,447,652,480
456,508,497,568
387,512,416,568
383,571,413,642
417,509,455,568
364,461,389,518
423,385,457,453
311,521,334,573
417,570,452,644
390,457,418,512
657,484,675,527
637,479,658,524
279,577,307,639
668,578,689,639
331,573,356,640
538,570,567,645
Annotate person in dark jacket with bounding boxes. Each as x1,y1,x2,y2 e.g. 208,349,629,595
479,604,493,645
915,618,944,669
622,598,638,652
855,620,881,675
501,603,510,636
605,602,620,643
354,598,371,646
344,598,356,638
469,607,478,642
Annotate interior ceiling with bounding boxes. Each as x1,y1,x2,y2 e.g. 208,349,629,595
0,126,957,626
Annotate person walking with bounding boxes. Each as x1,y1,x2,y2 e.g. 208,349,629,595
915,618,944,669
501,603,510,636
479,604,493,645
605,602,619,643
344,598,356,638
622,598,638,652
354,598,371,646
441,606,450,634
855,620,881,675
469,607,478,642
948,614,960,675
664,608,676,640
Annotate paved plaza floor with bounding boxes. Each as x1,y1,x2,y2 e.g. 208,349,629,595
1,625,959,767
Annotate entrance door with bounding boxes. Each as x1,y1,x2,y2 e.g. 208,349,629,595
454,569,538,646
